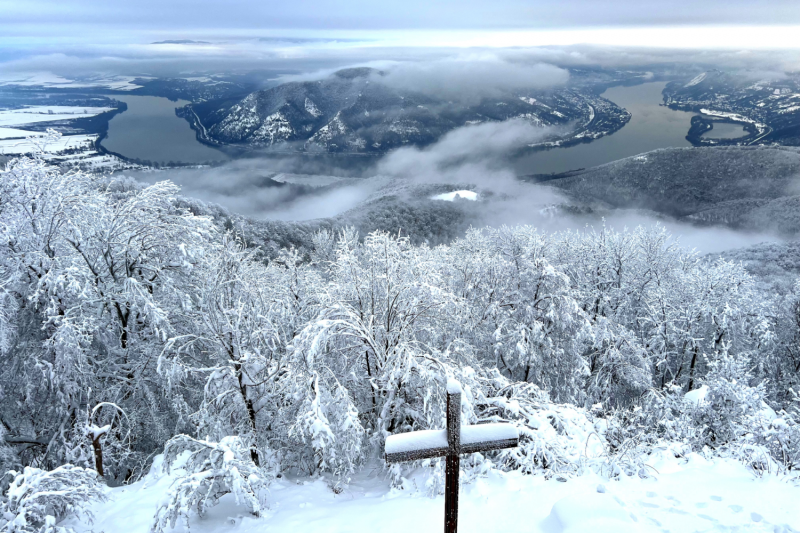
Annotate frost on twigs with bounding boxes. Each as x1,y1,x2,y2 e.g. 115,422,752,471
0,465,106,533
151,435,271,533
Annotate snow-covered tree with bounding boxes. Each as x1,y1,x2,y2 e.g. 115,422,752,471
0,464,106,533
152,435,269,533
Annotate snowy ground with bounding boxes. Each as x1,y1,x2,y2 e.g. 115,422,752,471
67,450,799,533
0,72,143,91
0,127,41,139
431,190,479,201
0,134,97,155
0,131,144,171
0,106,116,130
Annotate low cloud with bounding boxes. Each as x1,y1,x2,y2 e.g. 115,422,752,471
369,119,782,253
375,118,560,185
373,55,569,102
127,159,372,220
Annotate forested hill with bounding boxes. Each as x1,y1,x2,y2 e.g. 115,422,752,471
544,146,800,235
184,67,626,153
180,146,800,264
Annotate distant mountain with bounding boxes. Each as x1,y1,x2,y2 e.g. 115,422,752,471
183,67,625,153
150,40,211,45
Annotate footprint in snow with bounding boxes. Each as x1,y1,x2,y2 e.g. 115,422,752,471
666,508,690,516
694,502,708,509
750,512,763,523
728,504,743,513
639,501,660,508
709,495,722,501
645,491,657,498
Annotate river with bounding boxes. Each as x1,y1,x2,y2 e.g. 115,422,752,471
100,95,229,164
700,121,749,139
102,83,705,173
512,82,697,175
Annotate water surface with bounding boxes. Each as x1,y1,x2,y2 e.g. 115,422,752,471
513,82,695,175
101,95,229,164
700,122,749,139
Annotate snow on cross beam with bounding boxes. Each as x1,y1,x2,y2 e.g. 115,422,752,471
383,424,518,463
383,380,519,533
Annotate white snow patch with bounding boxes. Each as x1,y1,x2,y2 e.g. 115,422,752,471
0,106,115,127
385,424,518,455
684,72,707,87
544,489,643,533
431,190,478,202
385,429,447,455
460,424,518,446
684,385,709,405
65,450,800,533
304,98,322,118
0,73,142,91
446,378,462,394
0,127,37,139
0,134,97,155
87,424,111,440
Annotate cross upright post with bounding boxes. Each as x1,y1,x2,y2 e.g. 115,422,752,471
444,380,461,533
384,379,519,533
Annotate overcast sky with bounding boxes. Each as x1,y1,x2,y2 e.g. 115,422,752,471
3,0,800,32
1,0,798,79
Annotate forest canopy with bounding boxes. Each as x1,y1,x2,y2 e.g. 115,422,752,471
0,150,799,531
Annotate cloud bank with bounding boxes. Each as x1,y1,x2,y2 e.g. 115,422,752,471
373,55,569,102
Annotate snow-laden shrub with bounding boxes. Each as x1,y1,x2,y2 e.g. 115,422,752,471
696,353,800,472
694,349,769,448
151,435,271,533
613,353,800,475
288,375,365,487
0,465,106,533
586,320,651,408
476,381,607,478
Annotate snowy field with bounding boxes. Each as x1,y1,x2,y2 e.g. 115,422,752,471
0,72,143,91
66,451,799,533
0,127,42,139
0,106,116,130
0,130,143,170
0,134,97,155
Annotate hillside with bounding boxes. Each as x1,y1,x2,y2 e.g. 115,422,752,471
183,67,629,153
543,146,800,235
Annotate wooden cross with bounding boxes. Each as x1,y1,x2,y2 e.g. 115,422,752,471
384,380,519,533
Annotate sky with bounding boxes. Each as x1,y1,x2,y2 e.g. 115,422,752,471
1,0,798,81
1,0,799,53
3,0,800,32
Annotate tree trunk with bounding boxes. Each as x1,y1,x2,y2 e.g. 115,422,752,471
687,346,699,391
90,436,104,478
235,365,261,467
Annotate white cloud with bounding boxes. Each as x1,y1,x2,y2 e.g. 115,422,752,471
373,55,568,102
